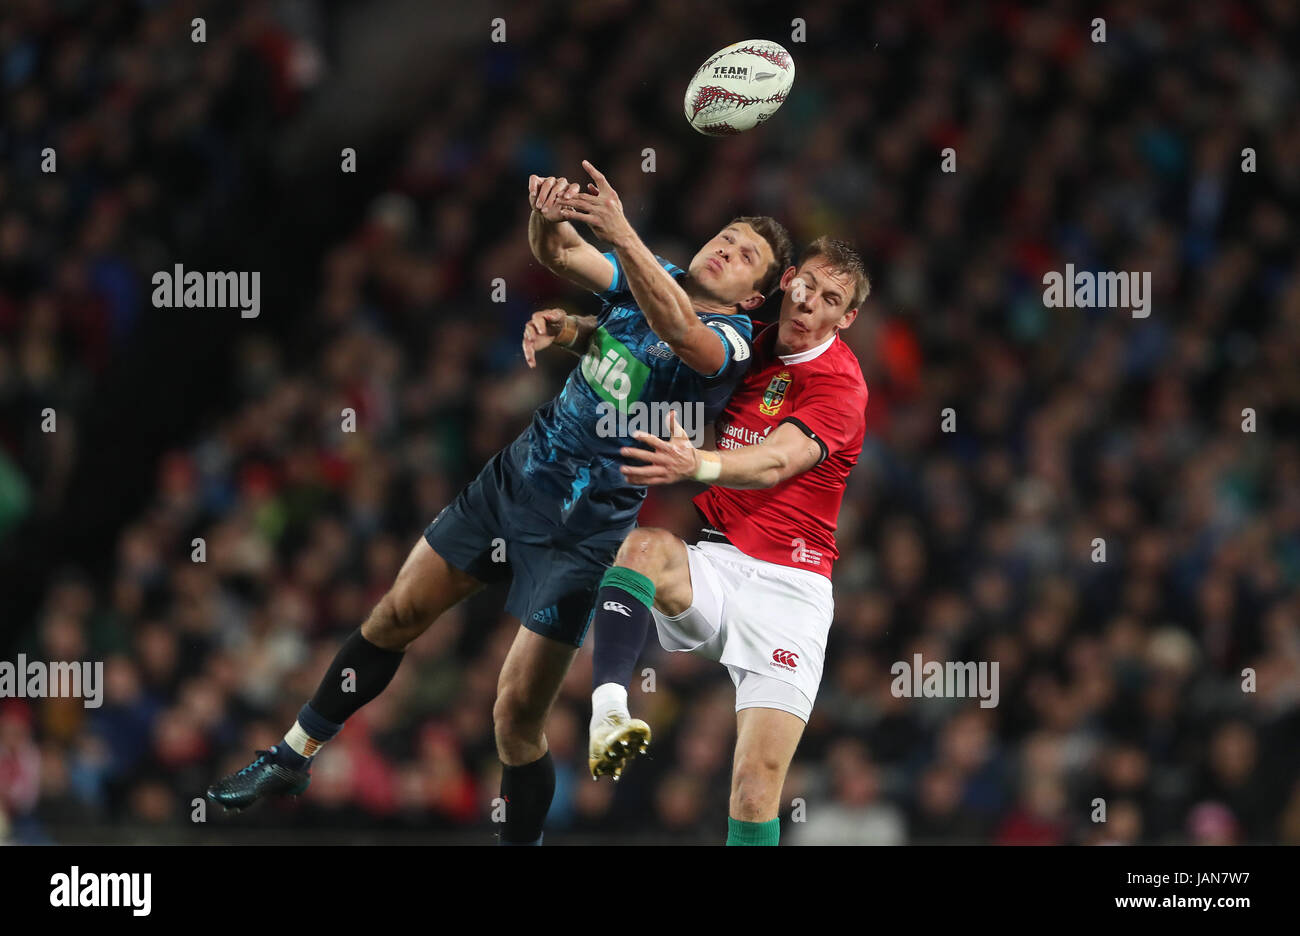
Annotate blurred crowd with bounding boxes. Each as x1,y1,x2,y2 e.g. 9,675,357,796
2,0,1299,845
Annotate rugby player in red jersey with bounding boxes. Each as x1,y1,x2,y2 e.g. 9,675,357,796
583,237,870,846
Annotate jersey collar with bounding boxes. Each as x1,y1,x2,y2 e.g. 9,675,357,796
778,331,837,365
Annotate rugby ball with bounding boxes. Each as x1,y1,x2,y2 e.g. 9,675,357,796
684,40,795,137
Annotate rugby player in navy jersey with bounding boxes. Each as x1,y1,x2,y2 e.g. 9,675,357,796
206,160,792,845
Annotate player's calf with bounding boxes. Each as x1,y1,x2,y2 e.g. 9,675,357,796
726,705,805,845
587,528,692,780
493,627,578,844
207,540,480,812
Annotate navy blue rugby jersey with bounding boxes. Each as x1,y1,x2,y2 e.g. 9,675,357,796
513,251,754,531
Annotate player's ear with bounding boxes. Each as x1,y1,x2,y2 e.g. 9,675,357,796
837,306,860,330
739,290,766,312
778,265,799,291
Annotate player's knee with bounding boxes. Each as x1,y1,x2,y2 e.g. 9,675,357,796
492,686,544,752
615,527,676,574
731,752,784,819
362,584,430,651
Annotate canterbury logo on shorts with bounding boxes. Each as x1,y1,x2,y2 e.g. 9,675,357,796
603,601,632,617
771,648,799,670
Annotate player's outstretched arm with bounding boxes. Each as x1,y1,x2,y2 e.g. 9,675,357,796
620,412,821,490
560,161,726,377
521,308,597,368
528,174,616,293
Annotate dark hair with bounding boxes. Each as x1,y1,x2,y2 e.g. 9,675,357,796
799,236,871,309
730,215,793,298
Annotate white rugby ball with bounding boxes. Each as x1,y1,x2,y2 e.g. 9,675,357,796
684,39,795,137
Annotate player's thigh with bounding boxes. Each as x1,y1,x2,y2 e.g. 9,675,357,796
367,538,483,643
495,626,578,727
393,536,484,611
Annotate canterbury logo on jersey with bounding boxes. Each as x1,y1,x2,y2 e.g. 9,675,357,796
581,327,650,409
602,601,632,617
771,649,799,669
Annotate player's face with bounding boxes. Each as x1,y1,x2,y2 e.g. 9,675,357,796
775,258,859,353
688,223,774,310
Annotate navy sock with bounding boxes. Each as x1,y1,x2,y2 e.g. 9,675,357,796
499,751,555,845
270,704,342,770
270,744,309,770
591,567,656,689
308,628,404,724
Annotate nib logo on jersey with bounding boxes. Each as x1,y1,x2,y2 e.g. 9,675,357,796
581,327,649,410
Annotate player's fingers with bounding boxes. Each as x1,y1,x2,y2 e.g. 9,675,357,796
561,204,595,221
586,183,599,195
548,178,570,204
582,159,608,188
666,409,689,440
563,191,600,205
522,336,535,367
527,176,548,208
630,431,669,450
528,175,540,200
619,445,659,463
537,176,559,206
623,465,671,485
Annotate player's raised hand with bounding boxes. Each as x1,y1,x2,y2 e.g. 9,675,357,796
529,175,581,222
522,308,571,368
620,409,700,485
559,159,634,245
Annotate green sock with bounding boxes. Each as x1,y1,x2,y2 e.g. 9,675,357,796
599,565,656,608
726,816,780,846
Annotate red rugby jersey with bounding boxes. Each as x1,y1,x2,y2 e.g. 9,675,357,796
694,324,868,578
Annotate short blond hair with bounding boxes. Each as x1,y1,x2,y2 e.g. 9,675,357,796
800,237,870,310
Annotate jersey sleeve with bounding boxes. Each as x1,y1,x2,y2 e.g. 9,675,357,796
698,314,754,382
781,373,868,464
592,251,685,301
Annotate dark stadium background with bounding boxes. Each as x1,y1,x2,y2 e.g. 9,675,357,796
1,0,1298,844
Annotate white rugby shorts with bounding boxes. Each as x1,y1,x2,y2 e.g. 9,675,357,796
650,541,834,722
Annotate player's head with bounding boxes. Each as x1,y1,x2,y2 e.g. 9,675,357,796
775,237,870,353
687,216,793,312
